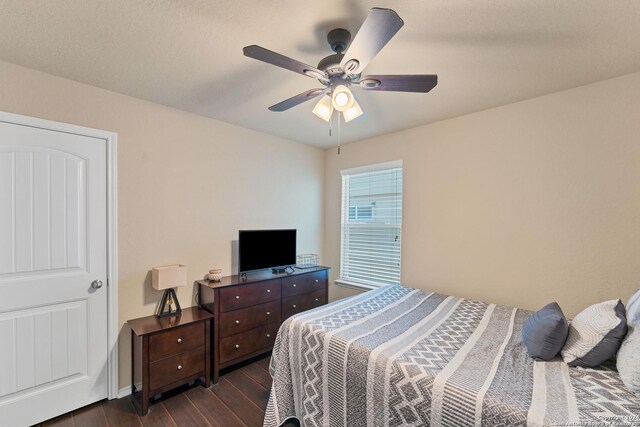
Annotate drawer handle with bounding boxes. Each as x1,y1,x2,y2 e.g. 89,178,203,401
267,289,271,293
292,284,297,287
266,311,271,315
235,344,240,349
177,365,182,370
292,304,297,308
235,296,240,299
267,334,271,338
177,338,182,343
235,320,240,324
315,279,319,283
315,298,319,302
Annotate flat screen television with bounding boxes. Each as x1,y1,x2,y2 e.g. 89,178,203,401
239,229,296,273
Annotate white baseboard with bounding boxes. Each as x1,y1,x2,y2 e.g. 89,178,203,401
117,385,132,399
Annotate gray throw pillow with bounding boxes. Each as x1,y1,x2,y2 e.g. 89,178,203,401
522,302,569,360
617,288,640,396
561,299,627,368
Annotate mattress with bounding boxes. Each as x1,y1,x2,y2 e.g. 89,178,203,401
264,285,640,426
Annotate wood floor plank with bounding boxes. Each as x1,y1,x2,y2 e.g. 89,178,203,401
102,397,143,427
139,402,178,427
256,356,271,372
39,358,273,427
210,377,264,427
185,386,245,427
224,369,270,411
241,362,272,390
40,413,74,427
73,401,109,427
162,393,212,427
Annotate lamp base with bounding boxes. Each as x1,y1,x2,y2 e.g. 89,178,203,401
157,288,182,317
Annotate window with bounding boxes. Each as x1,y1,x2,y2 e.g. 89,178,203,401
340,161,402,287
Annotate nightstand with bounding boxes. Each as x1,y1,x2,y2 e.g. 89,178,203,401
128,307,213,415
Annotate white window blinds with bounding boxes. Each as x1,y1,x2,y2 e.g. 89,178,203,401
340,162,403,287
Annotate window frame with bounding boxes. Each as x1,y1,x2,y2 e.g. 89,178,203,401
338,160,403,290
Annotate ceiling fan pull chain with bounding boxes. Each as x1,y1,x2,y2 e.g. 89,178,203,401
337,113,341,155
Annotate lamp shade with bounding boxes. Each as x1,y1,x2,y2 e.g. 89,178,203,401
152,264,187,290
312,95,333,121
332,85,355,112
343,98,363,122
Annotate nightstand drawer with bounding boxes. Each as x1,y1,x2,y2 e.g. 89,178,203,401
282,289,326,320
219,280,281,312
281,270,327,297
219,300,281,338
219,323,279,364
149,322,204,362
149,346,205,390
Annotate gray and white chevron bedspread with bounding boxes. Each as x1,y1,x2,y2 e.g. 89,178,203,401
264,285,640,427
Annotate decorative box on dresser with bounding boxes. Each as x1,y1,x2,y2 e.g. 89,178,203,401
197,266,329,382
128,307,213,415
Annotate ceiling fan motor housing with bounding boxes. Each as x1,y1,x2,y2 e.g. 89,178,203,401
318,53,344,77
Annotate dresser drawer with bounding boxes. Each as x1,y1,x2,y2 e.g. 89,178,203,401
149,346,205,390
149,322,204,362
281,271,327,297
282,289,326,320
219,300,281,338
219,279,281,312
219,323,279,364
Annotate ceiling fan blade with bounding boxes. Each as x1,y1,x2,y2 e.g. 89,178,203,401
268,88,327,112
340,8,404,75
244,45,328,82
359,75,438,93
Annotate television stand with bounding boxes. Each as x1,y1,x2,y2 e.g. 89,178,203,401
197,266,330,383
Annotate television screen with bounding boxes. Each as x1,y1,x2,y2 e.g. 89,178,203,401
239,229,296,273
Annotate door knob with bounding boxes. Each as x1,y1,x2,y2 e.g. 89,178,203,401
91,280,103,289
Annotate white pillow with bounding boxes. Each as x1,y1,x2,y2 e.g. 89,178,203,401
561,299,627,368
617,289,640,396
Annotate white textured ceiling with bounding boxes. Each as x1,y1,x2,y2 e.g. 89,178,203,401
1,1,639,147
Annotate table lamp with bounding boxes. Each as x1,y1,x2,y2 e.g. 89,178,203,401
152,264,187,317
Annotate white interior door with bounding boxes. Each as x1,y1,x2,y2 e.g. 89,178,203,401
0,118,108,426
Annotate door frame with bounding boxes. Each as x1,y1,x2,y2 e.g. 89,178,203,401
0,111,119,400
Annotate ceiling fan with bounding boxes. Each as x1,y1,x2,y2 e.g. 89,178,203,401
243,7,438,123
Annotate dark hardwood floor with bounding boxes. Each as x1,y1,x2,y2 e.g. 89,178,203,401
36,354,299,427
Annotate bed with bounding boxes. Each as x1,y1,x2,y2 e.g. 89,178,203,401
264,285,640,427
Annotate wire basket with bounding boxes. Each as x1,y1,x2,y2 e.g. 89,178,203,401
296,254,319,269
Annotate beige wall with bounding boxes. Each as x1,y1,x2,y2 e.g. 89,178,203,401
0,60,325,390
325,72,640,317
3,57,639,392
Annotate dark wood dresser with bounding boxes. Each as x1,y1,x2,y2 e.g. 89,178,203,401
197,266,329,382
128,307,213,415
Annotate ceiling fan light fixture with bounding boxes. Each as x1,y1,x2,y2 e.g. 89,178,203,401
343,99,363,122
312,95,334,122
332,85,355,112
